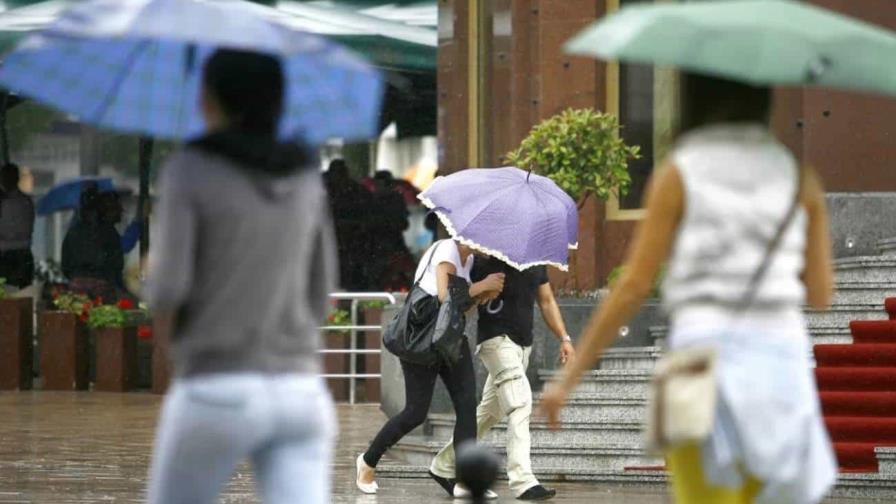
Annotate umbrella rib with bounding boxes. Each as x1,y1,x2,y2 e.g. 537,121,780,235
90,39,152,125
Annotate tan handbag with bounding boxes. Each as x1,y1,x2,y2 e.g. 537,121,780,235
645,346,718,454
644,164,805,454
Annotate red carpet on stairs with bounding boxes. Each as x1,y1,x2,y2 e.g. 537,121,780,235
815,298,896,473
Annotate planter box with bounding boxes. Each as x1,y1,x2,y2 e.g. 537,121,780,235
94,326,138,392
39,311,88,391
361,307,384,403
0,298,33,390
151,335,170,395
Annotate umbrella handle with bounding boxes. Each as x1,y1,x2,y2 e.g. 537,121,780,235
526,169,532,182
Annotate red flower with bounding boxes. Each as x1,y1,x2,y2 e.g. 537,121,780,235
137,325,152,340
117,299,135,310
327,313,336,322
95,297,103,306
79,313,89,323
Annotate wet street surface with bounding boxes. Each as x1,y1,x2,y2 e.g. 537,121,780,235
0,392,850,503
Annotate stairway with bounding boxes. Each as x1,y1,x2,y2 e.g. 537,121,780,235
378,237,896,497
815,304,896,473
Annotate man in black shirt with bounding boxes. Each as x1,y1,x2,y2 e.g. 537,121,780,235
430,256,574,500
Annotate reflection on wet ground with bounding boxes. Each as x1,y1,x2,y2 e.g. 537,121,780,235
0,393,846,503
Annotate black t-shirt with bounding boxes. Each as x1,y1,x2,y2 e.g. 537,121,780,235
472,257,550,347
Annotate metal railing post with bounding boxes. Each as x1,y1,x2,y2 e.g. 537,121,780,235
319,292,398,404
349,299,359,405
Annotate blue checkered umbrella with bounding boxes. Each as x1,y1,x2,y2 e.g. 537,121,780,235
0,0,384,144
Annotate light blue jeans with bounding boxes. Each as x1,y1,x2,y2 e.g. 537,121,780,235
147,373,336,504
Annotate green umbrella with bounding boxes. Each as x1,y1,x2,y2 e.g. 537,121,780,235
565,0,896,96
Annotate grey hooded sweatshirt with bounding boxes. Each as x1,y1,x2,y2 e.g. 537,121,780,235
146,133,337,378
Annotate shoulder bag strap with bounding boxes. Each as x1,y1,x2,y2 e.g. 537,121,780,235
412,240,446,288
737,163,806,312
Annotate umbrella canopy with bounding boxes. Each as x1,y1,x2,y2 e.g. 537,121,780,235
565,0,896,96
0,0,385,144
419,167,578,272
36,176,115,215
0,0,437,71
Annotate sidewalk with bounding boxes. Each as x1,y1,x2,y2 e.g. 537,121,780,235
0,392,842,503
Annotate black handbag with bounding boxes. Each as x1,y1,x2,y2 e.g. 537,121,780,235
432,273,475,366
382,242,446,366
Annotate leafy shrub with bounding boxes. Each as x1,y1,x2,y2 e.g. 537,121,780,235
505,108,640,202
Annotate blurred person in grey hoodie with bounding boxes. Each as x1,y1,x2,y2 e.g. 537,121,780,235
145,48,337,504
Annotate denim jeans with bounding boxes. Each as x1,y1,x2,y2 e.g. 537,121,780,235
147,373,336,504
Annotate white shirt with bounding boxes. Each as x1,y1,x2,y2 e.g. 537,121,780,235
414,239,474,296
662,123,807,328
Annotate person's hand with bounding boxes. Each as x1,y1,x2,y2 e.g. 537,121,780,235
481,273,505,293
475,290,500,305
559,341,576,365
539,382,569,430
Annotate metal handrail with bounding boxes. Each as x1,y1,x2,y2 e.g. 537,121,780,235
318,292,397,404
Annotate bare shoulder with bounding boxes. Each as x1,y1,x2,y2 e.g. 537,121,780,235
800,164,826,211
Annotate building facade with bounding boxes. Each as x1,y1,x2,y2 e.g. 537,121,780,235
438,0,896,290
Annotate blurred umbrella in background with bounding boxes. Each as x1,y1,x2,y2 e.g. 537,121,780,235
36,176,115,215
0,0,386,264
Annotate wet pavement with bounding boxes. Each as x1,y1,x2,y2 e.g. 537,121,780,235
0,392,849,503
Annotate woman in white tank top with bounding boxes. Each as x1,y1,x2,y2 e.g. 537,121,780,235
542,73,836,504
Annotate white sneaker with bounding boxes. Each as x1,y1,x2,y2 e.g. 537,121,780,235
453,483,498,500
355,454,379,494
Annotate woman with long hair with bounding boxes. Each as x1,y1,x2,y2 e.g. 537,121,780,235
145,49,336,504
542,73,837,504
356,238,505,496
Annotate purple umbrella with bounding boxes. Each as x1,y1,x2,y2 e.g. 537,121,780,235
419,167,578,271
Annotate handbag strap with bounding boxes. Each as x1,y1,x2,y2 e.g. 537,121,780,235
737,163,806,312
412,240,446,288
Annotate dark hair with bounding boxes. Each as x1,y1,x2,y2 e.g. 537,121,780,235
203,49,285,137
79,184,102,224
678,72,772,136
1,163,20,189
328,159,349,178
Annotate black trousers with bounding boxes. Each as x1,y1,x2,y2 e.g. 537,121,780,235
364,342,477,467
0,248,33,288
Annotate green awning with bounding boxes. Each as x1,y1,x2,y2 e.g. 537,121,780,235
0,0,436,72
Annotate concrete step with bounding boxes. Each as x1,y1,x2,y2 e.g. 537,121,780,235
391,436,662,472
835,256,896,284
375,463,668,487
878,238,896,256
649,325,854,346
598,347,662,370
427,396,648,448
428,415,645,448
833,282,896,305
376,464,896,499
539,369,652,398
804,305,888,329
879,448,896,476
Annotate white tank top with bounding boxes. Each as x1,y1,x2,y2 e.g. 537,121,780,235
662,123,807,333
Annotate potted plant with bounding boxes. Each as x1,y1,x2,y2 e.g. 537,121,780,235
323,307,351,401
34,259,67,310
87,298,141,392
0,277,33,390
505,108,640,290
40,291,92,390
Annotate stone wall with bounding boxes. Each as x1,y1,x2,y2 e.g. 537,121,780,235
827,193,896,259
